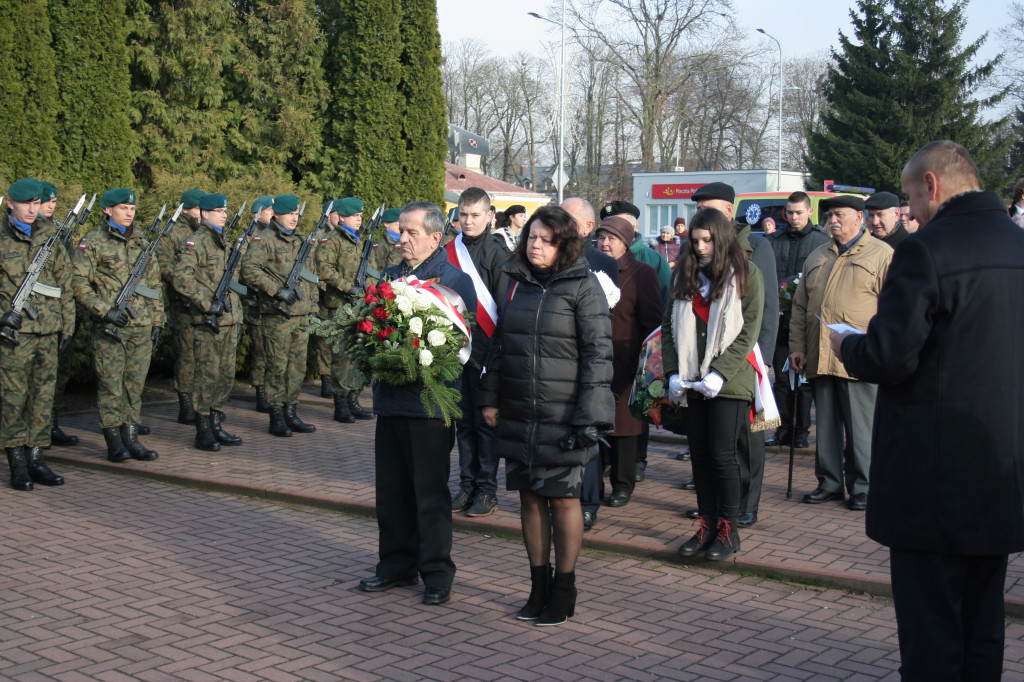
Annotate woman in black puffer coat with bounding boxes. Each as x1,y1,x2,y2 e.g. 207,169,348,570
480,206,615,627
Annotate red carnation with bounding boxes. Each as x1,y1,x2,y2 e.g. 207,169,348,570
364,294,380,304
372,307,390,321
412,337,420,348
375,326,397,341
378,282,395,299
367,284,379,297
356,319,374,334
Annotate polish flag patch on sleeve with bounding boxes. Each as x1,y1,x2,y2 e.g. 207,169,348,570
253,236,261,242
185,240,195,247
77,240,87,249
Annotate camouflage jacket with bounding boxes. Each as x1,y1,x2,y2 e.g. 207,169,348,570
0,213,75,335
239,220,320,317
173,222,243,327
72,220,166,327
372,230,403,276
314,226,361,312
157,213,199,302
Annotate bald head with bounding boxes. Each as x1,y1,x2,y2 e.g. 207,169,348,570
562,197,596,236
901,140,981,229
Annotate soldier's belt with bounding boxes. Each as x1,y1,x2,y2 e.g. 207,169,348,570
31,282,62,298
135,285,161,300
300,268,318,284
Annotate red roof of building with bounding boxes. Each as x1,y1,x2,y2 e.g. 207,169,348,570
444,162,535,195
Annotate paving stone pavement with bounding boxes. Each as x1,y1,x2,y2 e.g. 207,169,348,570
6,467,1024,680
45,384,1024,616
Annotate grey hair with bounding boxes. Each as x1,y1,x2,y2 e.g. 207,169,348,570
401,201,445,234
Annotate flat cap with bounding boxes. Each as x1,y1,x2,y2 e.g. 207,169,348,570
595,215,635,246
199,193,228,211
273,194,301,214
505,204,526,216
819,194,866,213
599,200,640,221
8,178,43,202
252,196,274,214
691,182,735,204
864,191,900,210
180,188,206,209
336,197,364,216
40,182,57,202
382,208,402,223
100,188,136,208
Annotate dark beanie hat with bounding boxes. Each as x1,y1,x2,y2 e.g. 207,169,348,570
599,200,640,221
691,182,735,204
595,215,635,245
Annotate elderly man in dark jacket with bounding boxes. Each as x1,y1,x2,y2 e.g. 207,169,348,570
834,141,1024,681
358,202,477,608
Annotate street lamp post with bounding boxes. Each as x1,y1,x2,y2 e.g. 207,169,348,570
528,2,567,203
757,28,783,191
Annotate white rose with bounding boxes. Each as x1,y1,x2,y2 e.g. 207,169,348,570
391,281,408,294
395,294,413,314
412,294,432,311
427,329,447,347
418,349,434,366
409,317,423,335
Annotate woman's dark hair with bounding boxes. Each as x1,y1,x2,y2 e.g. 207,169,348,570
494,211,510,228
514,205,584,272
670,207,748,302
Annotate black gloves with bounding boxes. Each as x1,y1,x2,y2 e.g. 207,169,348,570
559,426,607,451
151,326,162,344
274,287,298,305
0,311,23,330
57,333,73,354
104,308,130,327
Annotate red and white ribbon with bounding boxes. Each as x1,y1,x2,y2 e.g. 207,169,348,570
445,234,497,338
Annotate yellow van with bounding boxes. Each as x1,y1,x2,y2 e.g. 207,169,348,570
735,184,874,232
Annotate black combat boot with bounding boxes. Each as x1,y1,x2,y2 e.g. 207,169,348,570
211,410,242,446
283,404,316,433
347,391,374,420
136,424,151,435
268,406,292,437
516,564,552,620
677,515,718,557
194,414,221,452
27,446,64,486
705,518,741,561
536,571,576,626
254,385,269,413
5,447,33,491
50,410,79,446
121,424,158,461
103,427,131,462
333,394,355,423
177,392,196,424
320,374,333,398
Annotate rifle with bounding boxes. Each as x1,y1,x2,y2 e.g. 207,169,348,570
442,206,458,242
101,203,182,341
273,201,329,318
225,200,247,235
62,193,96,248
202,202,260,333
0,194,88,346
354,203,385,291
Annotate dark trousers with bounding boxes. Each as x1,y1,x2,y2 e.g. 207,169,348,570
374,417,456,589
737,426,764,514
456,372,497,496
685,395,746,521
581,453,604,514
635,428,649,464
890,549,1007,681
772,324,812,434
608,435,637,495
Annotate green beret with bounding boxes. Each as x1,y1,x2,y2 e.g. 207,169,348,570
252,195,274,214
382,208,402,223
273,194,301,214
199,193,228,211
180,188,205,209
40,182,58,202
100,188,136,208
337,197,364,216
8,178,43,202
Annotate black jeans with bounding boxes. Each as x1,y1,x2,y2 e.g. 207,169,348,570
608,435,637,495
456,371,497,496
684,394,746,521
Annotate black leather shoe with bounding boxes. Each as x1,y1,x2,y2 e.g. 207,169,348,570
674,449,691,461
358,575,419,592
766,428,790,446
606,490,631,507
423,587,451,605
136,423,151,436
583,511,597,532
737,512,758,528
682,478,696,491
793,431,810,448
803,487,844,504
848,493,867,511
635,460,647,482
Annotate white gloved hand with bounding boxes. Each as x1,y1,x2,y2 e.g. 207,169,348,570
696,371,724,398
668,374,686,401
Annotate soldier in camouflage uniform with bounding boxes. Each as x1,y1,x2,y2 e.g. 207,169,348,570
72,188,164,462
315,201,343,399
373,207,404,274
0,178,75,491
156,188,204,425
173,193,244,452
314,197,375,424
247,196,275,412
239,194,319,437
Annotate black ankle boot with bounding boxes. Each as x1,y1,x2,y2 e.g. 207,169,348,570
333,394,354,423
194,414,221,452
255,385,269,413
103,427,131,462
536,571,576,626
177,392,196,424
705,518,741,560
50,410,79,446
347,391,374,420
677,515,717,557
121,424,158,461
268,406,292,437
320,374,333,398
6,446,33,491
27,446,64,486
517,564,552,620
211,410,242,445
283,404,315,433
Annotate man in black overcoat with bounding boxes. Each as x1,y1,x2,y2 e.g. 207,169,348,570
832,140,1024,681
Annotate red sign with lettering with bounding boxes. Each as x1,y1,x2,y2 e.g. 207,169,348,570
652,184,703,199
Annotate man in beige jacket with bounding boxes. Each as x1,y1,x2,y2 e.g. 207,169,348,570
788,195,893,511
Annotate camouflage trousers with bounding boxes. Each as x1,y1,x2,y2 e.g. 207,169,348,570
0,333,57,447
262,315,309,407
193,323,240,413
247,313,266,386
331,340,362,394
92,325,153,429
316,334,332,376
170,302,195,394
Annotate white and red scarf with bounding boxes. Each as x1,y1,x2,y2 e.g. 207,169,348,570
445,233,497,338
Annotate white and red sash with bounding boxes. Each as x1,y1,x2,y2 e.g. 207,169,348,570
445,234,497,338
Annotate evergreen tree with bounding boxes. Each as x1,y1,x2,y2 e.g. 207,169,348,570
49,0,136,189
0,0,59,178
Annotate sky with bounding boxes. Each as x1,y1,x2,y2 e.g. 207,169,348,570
436,0,1008,64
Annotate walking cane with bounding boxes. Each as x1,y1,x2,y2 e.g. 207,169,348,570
786,364,799,499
